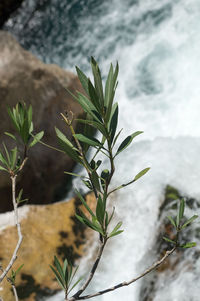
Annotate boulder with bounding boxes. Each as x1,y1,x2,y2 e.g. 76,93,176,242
139,185,200,301
0,30,84,212
0,193,95,300
0,0,24,28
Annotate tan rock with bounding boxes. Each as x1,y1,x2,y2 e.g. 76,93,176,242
0,31,85,212
0,193,95,300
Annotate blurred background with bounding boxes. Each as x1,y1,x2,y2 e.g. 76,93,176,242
1,0,200,300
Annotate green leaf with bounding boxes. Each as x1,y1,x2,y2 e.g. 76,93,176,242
0,165,7,172
91,57,104,110
20,114,30,144
76,190,95,218
76,119,107,137
116,131,143,156
112,128,123,147
54,256,65,281
109,221,123,238
27,105,33,130
180,242,196,248
179,199,185,221
10,147,17,170
96,195,105,225
167,216,177,228
63,259,68,283
77,92,103,123
55,127,82,164
4,132,16,141
74,133,102,147
16,189,23,203
0,150,8,168
134,167,150,181
108,207,115,225
100,169,110,189
29,131,44,148
109,230,124,238
7,106,20,132
181,215,198,229
88,79,102,113
82,180,93,190
91,170,101,192
76,66,89,95
64,171,86,178
105,62,119,122
163,237,176,244
105,63,114,109
109,102,118,144
50,265,65,290
76,213,103,234
15,264,24,276
3,143,11,167
68,265,79,288
68,275,84,294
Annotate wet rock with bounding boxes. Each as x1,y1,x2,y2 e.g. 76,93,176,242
0,31,84,212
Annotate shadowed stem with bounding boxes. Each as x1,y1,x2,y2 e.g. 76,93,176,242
70,246,176,300
71,238,107,300
0,176,23,283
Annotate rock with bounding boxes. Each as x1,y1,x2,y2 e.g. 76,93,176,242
139,185,200,301
0,0,24,28
0,31,84,212
0,193,95,300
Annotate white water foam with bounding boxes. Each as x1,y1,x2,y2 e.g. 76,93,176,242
61,1,200,300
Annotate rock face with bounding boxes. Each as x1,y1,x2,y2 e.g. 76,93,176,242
0,193,95,301
0,31,84,212
139,186,200,301
0,0,24,28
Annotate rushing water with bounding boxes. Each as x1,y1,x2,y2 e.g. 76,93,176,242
4,0,200,300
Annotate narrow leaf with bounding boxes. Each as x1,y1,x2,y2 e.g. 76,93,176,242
134,167,150,181
76,119,107,137
74,133,102,147
76,66,89,95
116,131,143,156
109,102,119,144
163,237,176,244
180,242,196,248
167,216,177,228
181,215,198,229
76,190,95,217
29,131,44,148
4,132,16,141
50,265,65,290
179,199,185,221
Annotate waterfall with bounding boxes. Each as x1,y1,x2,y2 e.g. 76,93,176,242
4,0,200,300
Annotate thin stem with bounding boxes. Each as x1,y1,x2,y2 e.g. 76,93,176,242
0,176,23,283
107,178,136,197
11,284,18,301
73,247,176,300
31,134,65,154
72,238,107,299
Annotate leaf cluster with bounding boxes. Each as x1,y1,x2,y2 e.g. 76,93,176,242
50,256,82,297
0,103,44,175
163,199,198,248
6,102,44,149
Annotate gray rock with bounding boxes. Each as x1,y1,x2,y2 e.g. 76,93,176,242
0,31,84,212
